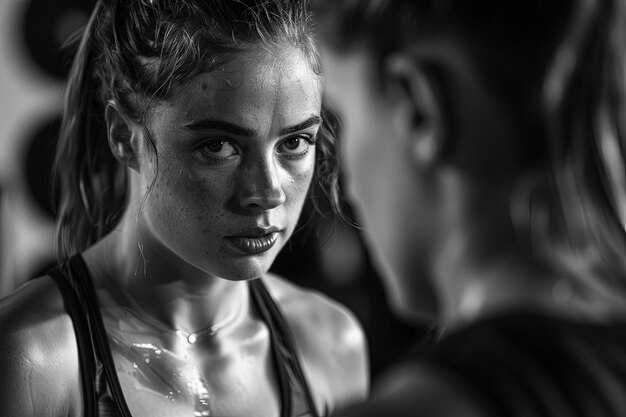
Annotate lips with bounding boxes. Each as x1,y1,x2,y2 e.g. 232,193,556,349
225,230,280,254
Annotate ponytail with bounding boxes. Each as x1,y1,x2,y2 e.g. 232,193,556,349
53,1,128,261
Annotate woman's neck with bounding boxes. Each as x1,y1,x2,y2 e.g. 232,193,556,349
435,248,560,333
430,180,580,334
431,208,615,336
82,212,250,338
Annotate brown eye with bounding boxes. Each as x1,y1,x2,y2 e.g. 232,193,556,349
283,138,302,150
203,140,238,158
278,136,313,156
207,141,224,152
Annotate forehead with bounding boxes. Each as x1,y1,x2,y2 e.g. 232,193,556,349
153,48,322,129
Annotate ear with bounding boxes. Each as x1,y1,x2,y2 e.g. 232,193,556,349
104,103,144,171
383,54,446,167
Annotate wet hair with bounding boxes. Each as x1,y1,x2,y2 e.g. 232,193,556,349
316,0,626,296
54,0,341,260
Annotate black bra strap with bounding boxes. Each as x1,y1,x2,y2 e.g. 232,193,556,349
67,255,134,417
250,278,321,417
48,267,98,417
53,256,321,417
251,279,292,417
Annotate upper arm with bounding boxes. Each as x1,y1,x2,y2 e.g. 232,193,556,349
324,301,369,406
0,327,38,416
297,295,370,413
0,278,81,417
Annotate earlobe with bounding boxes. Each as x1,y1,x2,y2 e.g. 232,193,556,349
104,103,143,171
384,54,445,167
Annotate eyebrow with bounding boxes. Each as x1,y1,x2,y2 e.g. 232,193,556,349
280,116,323,135
183,119,255,137
183,116,323,137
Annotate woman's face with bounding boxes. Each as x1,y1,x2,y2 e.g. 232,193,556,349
138,48,322,280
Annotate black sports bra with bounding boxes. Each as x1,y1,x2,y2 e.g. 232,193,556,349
48,254,321,417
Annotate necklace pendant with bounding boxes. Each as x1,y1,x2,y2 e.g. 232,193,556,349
187,333,198,344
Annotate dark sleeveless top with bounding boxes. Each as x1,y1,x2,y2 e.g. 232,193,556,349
406,312,626,416
48,255,321,417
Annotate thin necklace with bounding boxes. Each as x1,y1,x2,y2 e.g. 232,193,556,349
123,302,245,344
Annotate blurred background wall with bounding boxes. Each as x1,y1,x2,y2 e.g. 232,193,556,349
0,0,422,377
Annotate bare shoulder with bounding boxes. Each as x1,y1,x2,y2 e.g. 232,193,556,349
0,276,81,417
335,362,492,417
262,273,369,412
261,273,366,358
261,273,365,344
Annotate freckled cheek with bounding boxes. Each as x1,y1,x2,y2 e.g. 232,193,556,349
146,162,231,229
187,176,237,239
283,163,315,208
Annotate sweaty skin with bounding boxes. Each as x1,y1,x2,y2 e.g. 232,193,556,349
0,48,368,417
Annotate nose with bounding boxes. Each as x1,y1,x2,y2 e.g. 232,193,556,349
236,157,287,212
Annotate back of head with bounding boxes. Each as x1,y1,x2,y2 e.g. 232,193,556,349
317,0,626,306
54,0,339,260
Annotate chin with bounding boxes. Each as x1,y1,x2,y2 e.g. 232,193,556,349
214,255,275,281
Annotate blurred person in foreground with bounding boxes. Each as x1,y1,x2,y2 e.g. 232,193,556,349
0,1,368,416
316,0,626,415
